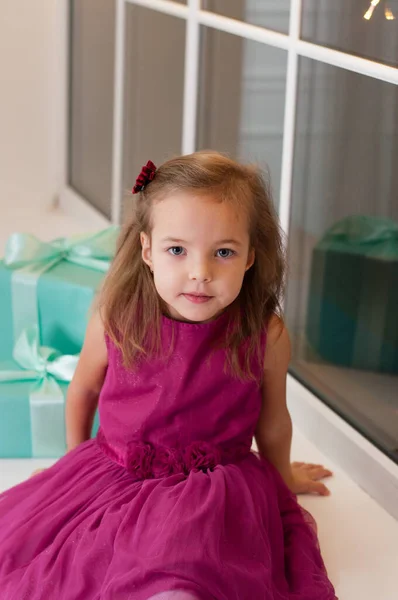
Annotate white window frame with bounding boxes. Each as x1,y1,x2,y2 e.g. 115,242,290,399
57,0,398,518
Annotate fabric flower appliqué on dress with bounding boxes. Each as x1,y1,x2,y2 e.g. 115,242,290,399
184,442,221,474
152,447,182,478
126,442,155,479
125,441,223,480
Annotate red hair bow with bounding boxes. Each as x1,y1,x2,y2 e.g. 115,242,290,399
132,160,157,194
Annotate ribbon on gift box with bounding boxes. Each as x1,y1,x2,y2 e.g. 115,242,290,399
317,215,398,259
4,227,119,344
0,326,79,457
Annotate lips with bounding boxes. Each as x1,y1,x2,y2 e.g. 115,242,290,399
182,293,213,304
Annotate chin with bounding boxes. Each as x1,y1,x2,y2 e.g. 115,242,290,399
164,295,229,323
178,305,225,324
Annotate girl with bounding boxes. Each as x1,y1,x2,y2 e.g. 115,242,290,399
0,152,336,599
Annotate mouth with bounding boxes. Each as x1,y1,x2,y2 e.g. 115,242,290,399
182,293,214,304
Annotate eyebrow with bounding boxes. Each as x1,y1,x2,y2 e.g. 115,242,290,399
161,237,243,246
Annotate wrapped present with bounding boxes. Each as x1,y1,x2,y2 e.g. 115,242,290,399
306,215,398,374
0,326,99,458
0,227,119,360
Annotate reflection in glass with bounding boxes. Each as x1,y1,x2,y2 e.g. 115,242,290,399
203,0,290,34
123,6,185,214
301,0,398,67
197,28,287,208
286,57,398,462
69,0,116,218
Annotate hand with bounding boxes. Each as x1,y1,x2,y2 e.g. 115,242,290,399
288,462,333,496
30,468,46,478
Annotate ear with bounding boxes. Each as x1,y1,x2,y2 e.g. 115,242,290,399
140,232,153,269
245,248,255,271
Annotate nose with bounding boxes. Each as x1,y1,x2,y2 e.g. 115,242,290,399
188,259,212,283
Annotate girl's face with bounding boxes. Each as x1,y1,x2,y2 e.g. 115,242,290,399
141,192,254,323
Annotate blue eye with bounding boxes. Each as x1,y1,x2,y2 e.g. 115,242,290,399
168,246,185,256
216,248,234,259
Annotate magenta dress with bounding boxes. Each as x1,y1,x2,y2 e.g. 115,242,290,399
0,313,337,599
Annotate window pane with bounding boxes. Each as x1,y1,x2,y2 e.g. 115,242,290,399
123,7,185,209
202,0,290,34
301,0,398,67
286,57,398,462
197,27,287,208
69,0,115,218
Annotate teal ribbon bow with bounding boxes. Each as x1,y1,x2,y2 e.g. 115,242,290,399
4,227,119,343
0,326,79,457
318,216,398,260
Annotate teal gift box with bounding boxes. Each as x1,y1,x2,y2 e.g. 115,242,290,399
0,327,99,458
0,228,119,361
306,216,398,374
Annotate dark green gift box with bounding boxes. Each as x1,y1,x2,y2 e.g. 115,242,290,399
306,216,398,374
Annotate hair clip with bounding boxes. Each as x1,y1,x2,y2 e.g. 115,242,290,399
132,160,157,194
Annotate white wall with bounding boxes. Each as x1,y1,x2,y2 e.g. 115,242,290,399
0,1,59,211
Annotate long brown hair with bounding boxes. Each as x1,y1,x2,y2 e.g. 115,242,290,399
99,151,287,380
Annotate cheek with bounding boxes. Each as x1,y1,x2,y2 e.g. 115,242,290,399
233,270,247,289
154,251,176,270
153,255,181,288
221,263,246,290
152,250,170,270
153,271,171,298
234,261,250,284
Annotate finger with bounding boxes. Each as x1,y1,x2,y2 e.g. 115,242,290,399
307,464,333,475
309,468,333,480
322,470,333,478
295,463,331,473
310,481,331,496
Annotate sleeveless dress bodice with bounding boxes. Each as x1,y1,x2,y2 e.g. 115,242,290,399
97,313,264,477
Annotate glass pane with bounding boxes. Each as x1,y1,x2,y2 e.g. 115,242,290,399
197,27,287,208
301,0,398,67
69,0,115,218
123,6,185,208
286,57,398,462
202,0,290,34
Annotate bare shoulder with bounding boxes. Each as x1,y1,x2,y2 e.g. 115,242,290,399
263,314,291,372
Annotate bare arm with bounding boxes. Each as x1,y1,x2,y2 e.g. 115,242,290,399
255,315,294,486
65,310,108,452
255,315,332,496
